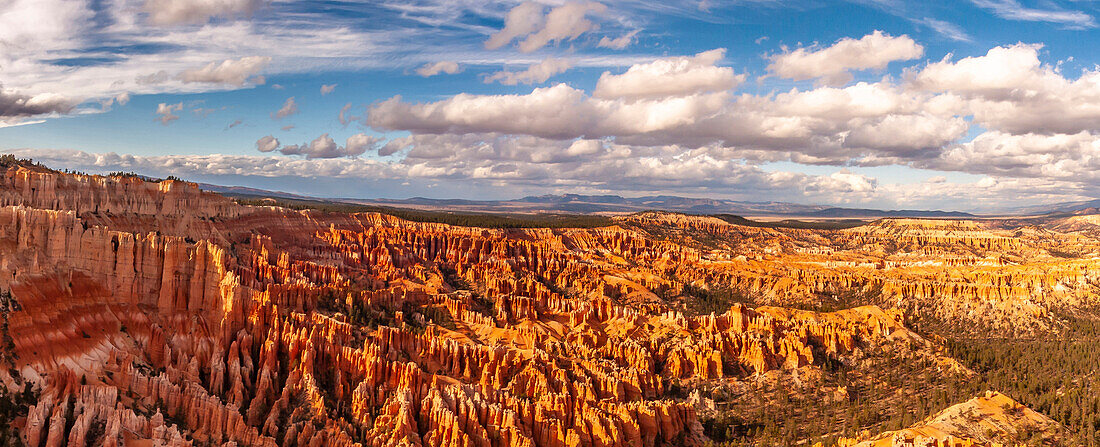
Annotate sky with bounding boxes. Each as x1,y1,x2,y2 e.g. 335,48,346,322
3,0,1100,212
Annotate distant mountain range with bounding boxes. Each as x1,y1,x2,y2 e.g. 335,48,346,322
199,184,987,218
1008,199,1100,216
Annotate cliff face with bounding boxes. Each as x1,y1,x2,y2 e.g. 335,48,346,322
0,168,242,219
0,166,1074,446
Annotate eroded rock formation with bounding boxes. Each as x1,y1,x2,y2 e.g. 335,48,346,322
0,167,1072,446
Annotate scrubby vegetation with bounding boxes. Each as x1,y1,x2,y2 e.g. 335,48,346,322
701,344,984,446
0,155,54,173
706,311,1100,446
712,214,867,230
234,196,614,229
107,172,183,182
945,314,1100,445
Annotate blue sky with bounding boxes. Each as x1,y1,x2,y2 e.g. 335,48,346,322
3,0,1100,211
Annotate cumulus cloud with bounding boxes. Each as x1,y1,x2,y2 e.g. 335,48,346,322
177,56,270,86
144,0,265,26
415,61,462,77
908,43,1100,135
345,133,381,156
258,133,379,159
0,86,74,121
366,78,974,162
593,49,741,100
226,119,243,130
597,30,639,50
154,102,183,125
370,68,970,160
272,97,298,119
320,84,337,95
368,85,594,139
256,135,279,152
924,131,1100,180
484,58,574,85
767,30,923,86
812,169,876,194
909,44,1048,97
485,1,608,53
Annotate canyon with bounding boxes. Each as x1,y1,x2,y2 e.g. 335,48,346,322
0,163,1087,446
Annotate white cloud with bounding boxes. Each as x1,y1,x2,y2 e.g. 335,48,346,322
0,0,93,56
345,133,382,156
176,56,270,86
484,58,574,85
917,18,972,42
369,84,594,139
767,30,924,86
970,0,1095,28
154,102,183,125
520,1,607,52
0,1,643,125
366,78,966,161
415,61,462,77
593,49,741,100
843,113,969,154
925,131,1100,180
144,0,265,26
320,84,337,95
909,43,1049,98
0,5,426,108
272,97,298,119
260,133,380,158
814,169,876,193
484,1,608,53
484,2,545,50
909,43,1100,135
597,30,639,50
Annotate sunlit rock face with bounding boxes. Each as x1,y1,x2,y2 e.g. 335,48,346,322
829,391,1062,447
0,167,1080,446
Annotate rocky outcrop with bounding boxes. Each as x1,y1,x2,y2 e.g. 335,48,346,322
833,391,1064,447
